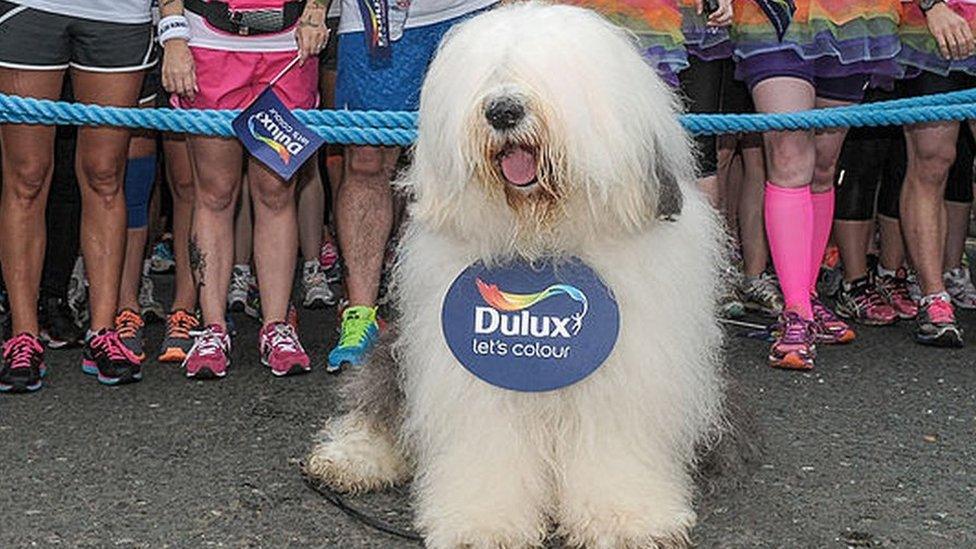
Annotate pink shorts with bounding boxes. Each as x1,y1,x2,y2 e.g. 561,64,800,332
172,47,318,110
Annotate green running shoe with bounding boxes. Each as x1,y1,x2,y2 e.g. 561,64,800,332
327,306,379,373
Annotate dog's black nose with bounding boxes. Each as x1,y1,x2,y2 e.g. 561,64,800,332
485,98,525,130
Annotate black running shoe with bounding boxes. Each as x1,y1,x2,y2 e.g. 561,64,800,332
0,288,10,340
81,329,143,385
915,293,964,348
39,295,84,349
1,333,46,393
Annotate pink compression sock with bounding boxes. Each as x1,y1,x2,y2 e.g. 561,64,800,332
764,182,814,319
809,188,836,293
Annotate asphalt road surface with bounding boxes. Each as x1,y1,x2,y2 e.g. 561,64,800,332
2,276,974,548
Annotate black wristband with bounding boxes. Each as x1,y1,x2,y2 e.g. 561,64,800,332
920,0,945,14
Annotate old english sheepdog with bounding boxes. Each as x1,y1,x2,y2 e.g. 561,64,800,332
306,3,734,547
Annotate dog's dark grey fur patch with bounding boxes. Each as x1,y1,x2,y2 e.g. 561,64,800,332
695,375,764,496
338,330,406,437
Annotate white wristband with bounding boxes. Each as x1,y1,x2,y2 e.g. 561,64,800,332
158,14,190,45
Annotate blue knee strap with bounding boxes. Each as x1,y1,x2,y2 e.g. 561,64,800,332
124,155,157,228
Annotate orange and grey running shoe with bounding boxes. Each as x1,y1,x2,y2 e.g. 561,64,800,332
158,309,200,363
769,311,816,370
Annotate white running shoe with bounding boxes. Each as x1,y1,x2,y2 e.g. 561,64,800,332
302,260,335,309
944,266,976,310
228,264,251,313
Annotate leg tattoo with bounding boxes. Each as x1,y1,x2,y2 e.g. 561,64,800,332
189,234,207,290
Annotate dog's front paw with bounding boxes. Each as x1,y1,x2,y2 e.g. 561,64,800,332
422,521,548,549
558,508,695,549
304,412,410,494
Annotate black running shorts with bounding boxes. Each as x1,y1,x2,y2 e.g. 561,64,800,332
0,1,156,72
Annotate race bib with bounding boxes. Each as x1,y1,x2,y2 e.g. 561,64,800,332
441,257,620,392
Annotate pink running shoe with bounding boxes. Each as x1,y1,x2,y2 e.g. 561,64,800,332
319,240,341,283
811,296,856,344
82,329,142,385
1,333,46,393
876,268,918,320
260,321,311,377
182,324,230,379
835,276,898,326
769,311,816,370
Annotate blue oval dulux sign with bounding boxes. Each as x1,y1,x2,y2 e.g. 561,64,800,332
441,258,620,392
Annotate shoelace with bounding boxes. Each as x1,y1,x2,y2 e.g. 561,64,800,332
946,268,976,299
115,310,143,339
879,275,912,303
779,313,810,345
91,331,130,361
153,242,174,261
751,274,781,302
305,268,328,287
811,299,841,324
5,335,39,369
338,312,374,347
167,311,198,339
231,269,251,292
924,298,955,325
851,282,888,310
188,328,226,357
267,324,300,353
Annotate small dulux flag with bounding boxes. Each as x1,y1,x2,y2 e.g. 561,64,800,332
232,59,324,181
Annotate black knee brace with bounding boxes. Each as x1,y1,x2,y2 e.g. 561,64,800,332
679,56,723,177
834,126,898,221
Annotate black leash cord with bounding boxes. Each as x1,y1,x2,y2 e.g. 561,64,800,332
301,469,424,543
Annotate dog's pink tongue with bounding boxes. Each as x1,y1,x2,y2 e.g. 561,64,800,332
500,147,536,186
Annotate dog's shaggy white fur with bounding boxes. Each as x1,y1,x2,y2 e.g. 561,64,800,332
306,3,728,547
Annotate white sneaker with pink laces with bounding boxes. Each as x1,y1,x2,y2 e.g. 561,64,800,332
260,322,311,377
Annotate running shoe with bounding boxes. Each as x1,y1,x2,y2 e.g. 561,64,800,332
0,289,9,340
38,295,84,349
302,260,335,309
139,267,166,323
0,333,46,393
149,235,175,273
68,256,89,326
876,268,918,320
718,266,745,319
327,306,379,372
943,266,976,310
816,245,844,298
905,270,923,304
769,311,816,370
228,264,252,313
114,308,146,363
740,272,784,317
811,296,856,344
158,309,200,363
260,321,311,376
82,329,142,385
183,324,231,379
287,302,299,333
915,292,964,348
319,239,341,283
834,277,898,326
244,281,262,320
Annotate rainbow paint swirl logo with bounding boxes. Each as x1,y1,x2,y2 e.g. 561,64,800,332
476,278,588,335
248,114,292,165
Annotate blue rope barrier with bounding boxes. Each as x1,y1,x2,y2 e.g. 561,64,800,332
0,89,972,146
